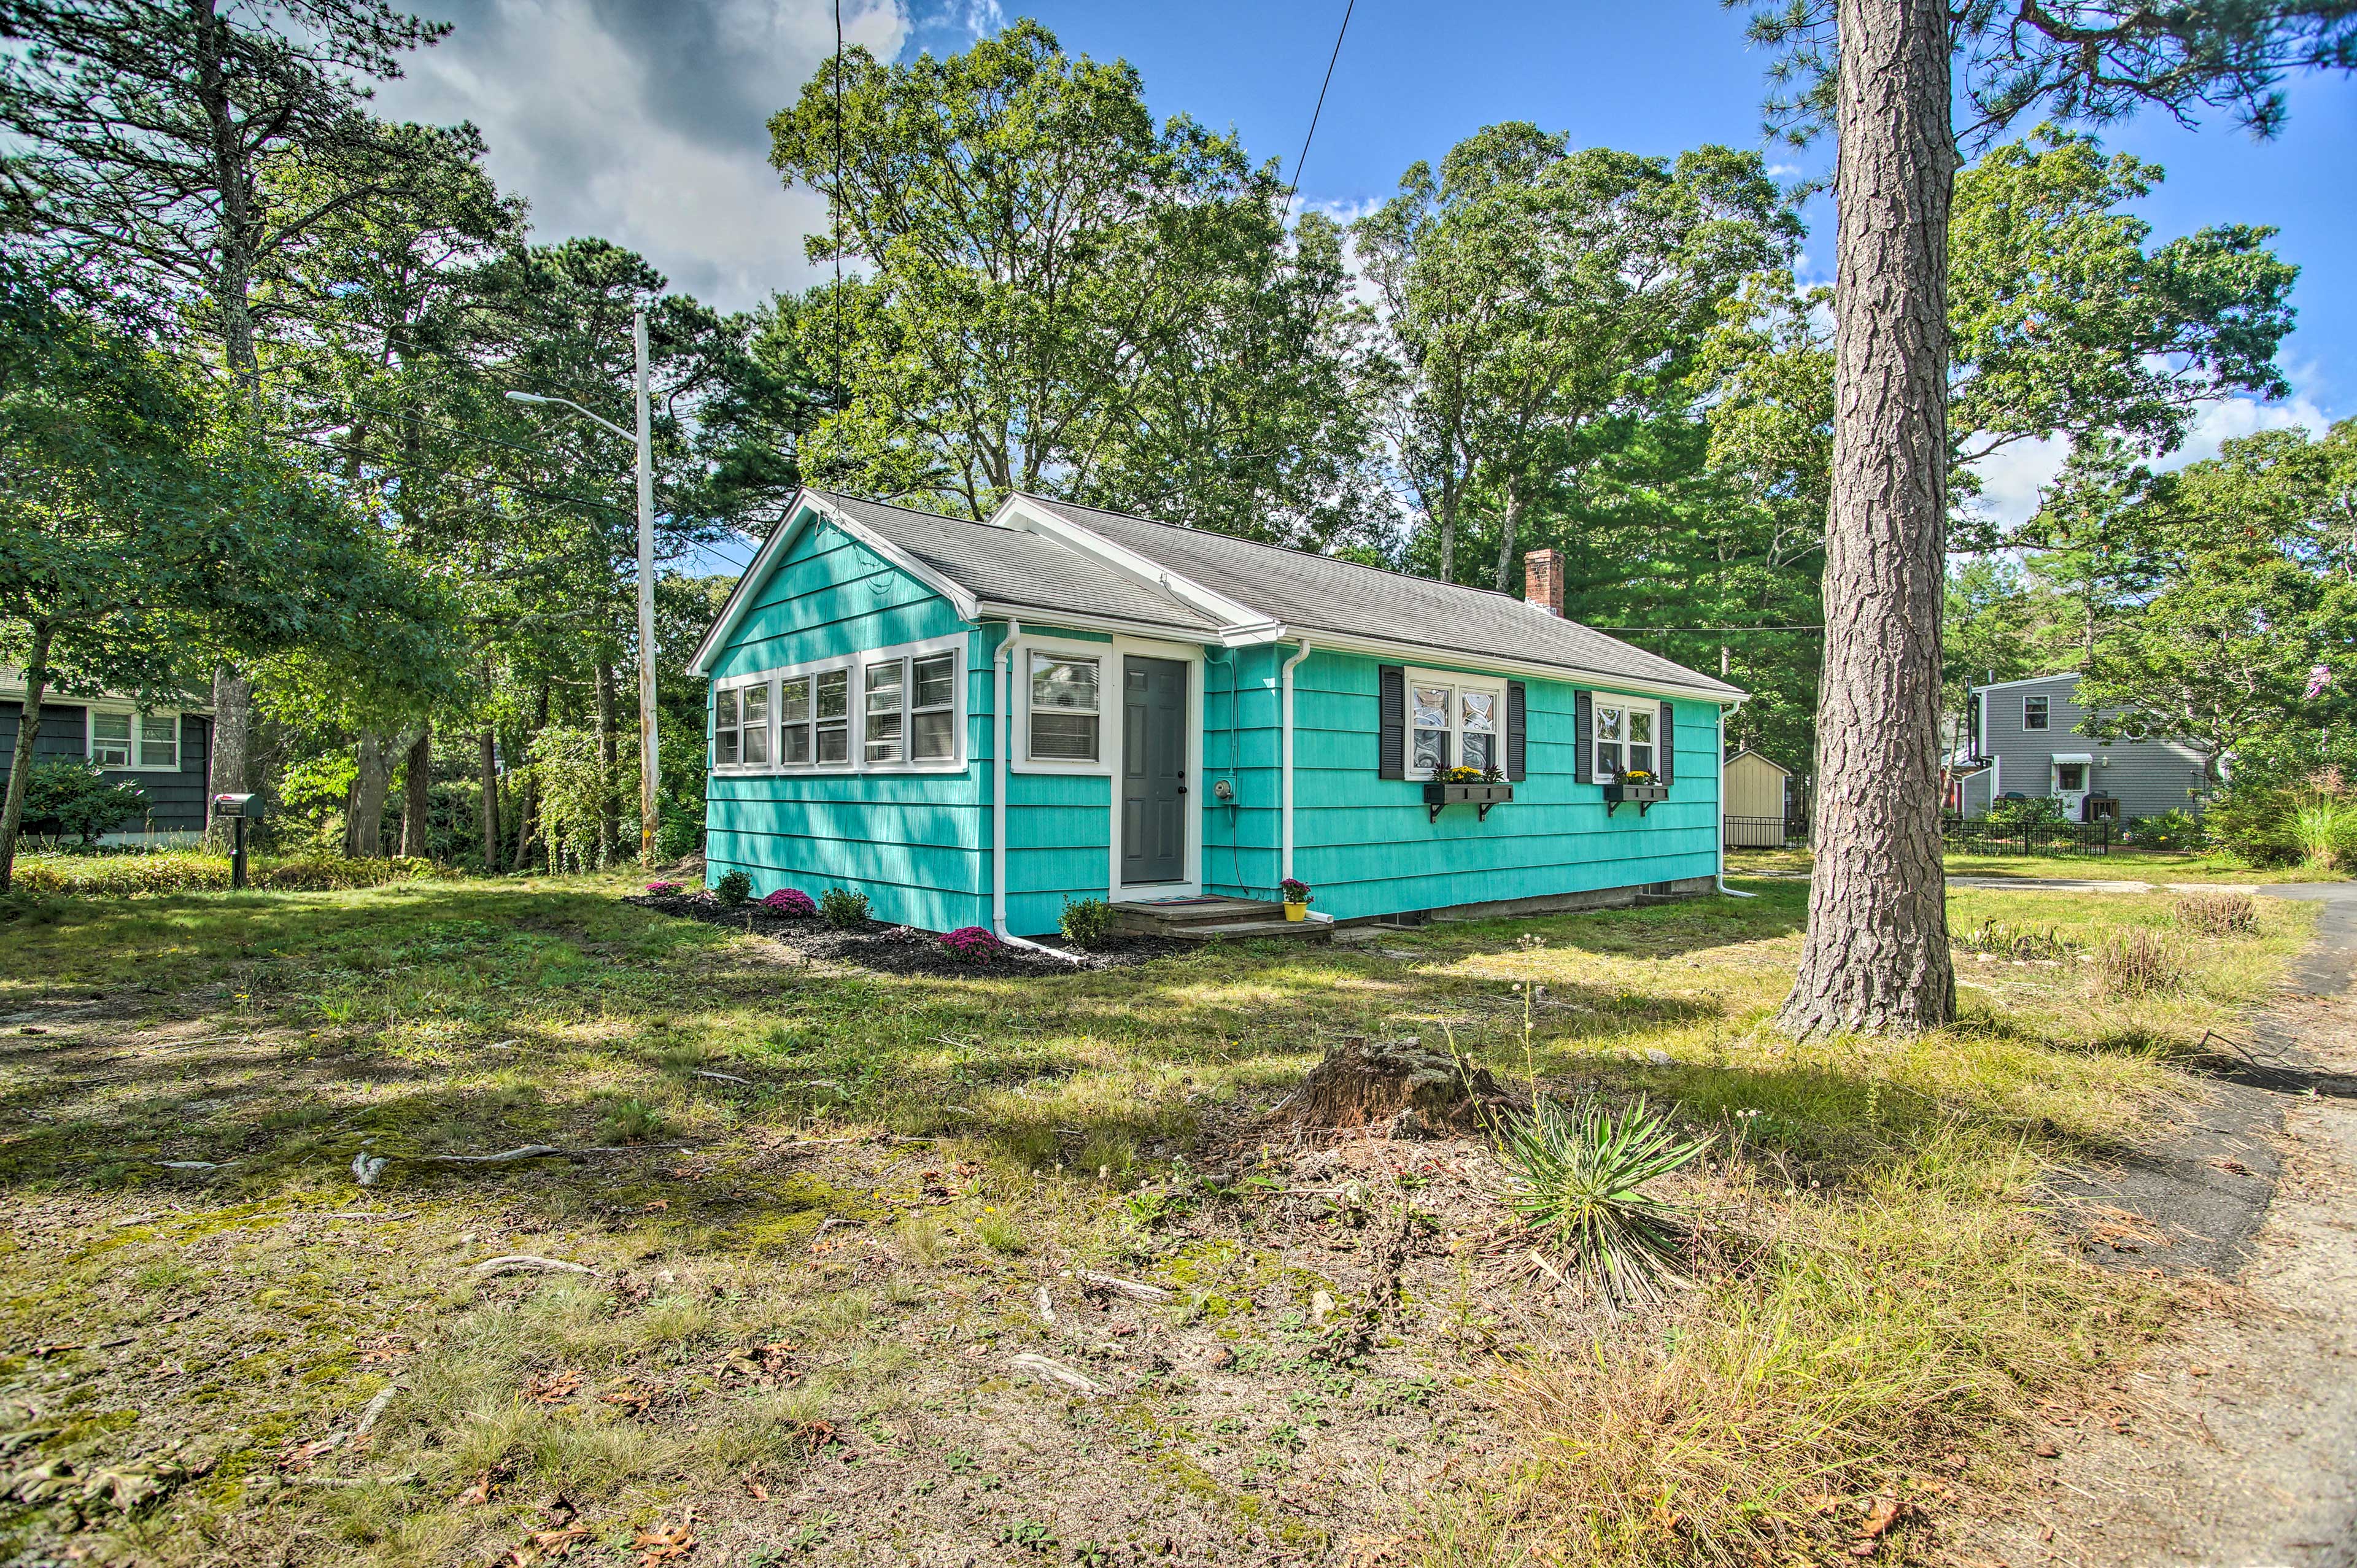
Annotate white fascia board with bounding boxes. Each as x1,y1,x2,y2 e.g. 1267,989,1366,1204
688,490,980,676
1970,671,2082,694
991,494,1277,636
1295,628,1747,707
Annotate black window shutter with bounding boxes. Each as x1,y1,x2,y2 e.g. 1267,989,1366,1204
1506,681,1527,781
1657,701,1675,785
1377,665,1405,780
1573,689,1594,784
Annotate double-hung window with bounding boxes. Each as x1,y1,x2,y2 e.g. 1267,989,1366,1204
88,711,134,769
2022,695,2050,732
857,649,959,767
864,658,905,764
814,670,850,765
714,684,771,768
1029,652,1101,762
778,676,813,765
1407,672,1504,779
1594,700,1658,779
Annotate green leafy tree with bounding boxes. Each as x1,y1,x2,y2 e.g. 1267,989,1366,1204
0,0,450,809
1359,128,1798,587
1730,0,2356,1039
21,760,149,844
1942,557,2041,762
768,21,1371,538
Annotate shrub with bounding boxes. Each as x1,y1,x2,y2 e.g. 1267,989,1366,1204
759,887,816,917
654,808,705,862
819,887,869,928
1058,897,1118,949
2126,808,2206,851
713,869,752,906
21,760,147,843
1986,794,2070,825
2292,794,2357,871
11,852,443,897
1495,1094,1713,1307
2094,928,2185,997
2173,890,2258,937
941,925,1004,961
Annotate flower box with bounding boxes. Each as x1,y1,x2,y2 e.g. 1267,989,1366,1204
1422,780,1512,822
1603,779,1670,816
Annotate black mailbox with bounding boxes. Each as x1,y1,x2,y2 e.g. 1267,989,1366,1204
212,794,263,888
212,792,264,819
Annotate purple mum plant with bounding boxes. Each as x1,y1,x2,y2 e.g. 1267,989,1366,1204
644,881,682,895
940,926,1004,961
760,888,817,916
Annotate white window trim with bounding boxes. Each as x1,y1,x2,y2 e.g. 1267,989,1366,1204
2022,694,2051,732
88,708,181,773
1004,630,1205,901
1590,693,1663,782
1402,666,1507,782
711,632,968,778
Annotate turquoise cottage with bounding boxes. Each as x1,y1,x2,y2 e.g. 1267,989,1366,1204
687,490,1746,943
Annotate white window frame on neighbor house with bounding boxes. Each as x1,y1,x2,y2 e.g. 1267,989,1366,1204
1004,629,1206,902
1592,695,1661,779
88,709,180,772
2022,694,2051,732
1405,666,1507,781
710,632,967,778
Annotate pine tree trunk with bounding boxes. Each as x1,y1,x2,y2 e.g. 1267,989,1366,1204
401,724,433,858
1776,0,1957,1040
478,728,502,873
1492,484,1524,593
206,666,256,850
347,733,393,857
595,661,618,871
0,619,55,893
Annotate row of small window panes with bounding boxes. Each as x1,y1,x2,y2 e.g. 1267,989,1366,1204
1411,682,1498,774
716,653,956,767
89,711,178,769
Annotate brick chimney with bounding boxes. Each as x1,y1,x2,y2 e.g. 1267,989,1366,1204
1523,549,1563,617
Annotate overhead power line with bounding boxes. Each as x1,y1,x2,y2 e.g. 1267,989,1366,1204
1596,624,1825,635
1280,0,1356,228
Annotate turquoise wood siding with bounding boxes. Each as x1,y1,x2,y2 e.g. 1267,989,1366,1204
1200,644,1283,899
703,516,987,932
1277,650,1722,922
994,624,1118,937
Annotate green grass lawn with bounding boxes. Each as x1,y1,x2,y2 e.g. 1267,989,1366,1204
0,875,2318,1566
1725,844,2345,884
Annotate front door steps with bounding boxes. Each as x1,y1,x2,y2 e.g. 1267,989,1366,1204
1112,895,1331,942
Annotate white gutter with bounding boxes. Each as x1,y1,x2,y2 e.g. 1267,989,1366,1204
1716,698,1757,898
1280,638,1312,885
991,620,1085,964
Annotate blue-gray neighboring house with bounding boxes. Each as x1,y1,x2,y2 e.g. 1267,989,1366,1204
1954,671,2210,822
0,676,215,841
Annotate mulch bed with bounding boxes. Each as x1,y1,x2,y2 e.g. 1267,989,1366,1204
624,893,1184,975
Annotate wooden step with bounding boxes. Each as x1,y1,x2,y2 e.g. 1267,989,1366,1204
1112,897,1283,931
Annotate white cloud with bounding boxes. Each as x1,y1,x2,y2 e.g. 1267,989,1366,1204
374,0,910,311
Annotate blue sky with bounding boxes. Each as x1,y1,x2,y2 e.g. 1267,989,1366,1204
377,0,2356,543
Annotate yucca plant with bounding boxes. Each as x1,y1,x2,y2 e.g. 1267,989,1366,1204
1496,1093,1713,1308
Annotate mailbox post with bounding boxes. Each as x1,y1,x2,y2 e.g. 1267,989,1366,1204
212,794,263,889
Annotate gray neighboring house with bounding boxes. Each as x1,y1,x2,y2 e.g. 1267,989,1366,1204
0,676,215,842
1955,671,2210,822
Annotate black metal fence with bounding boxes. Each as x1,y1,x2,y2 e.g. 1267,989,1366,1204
1942,816,2111,857
1723,815,1795,849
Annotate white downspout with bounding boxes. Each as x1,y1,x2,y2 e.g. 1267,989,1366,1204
1717,698,1757,898
992,620,1085,964
1277,638,1332,922
1280,638,1311,884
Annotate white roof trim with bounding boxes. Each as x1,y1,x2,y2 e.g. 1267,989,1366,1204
1293,627,1745,706
1725,747,1792,775
689,490,981,676
1971,671,2081,693
991,494,1280,638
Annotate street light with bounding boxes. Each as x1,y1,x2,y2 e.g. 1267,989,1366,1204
505,309,662,866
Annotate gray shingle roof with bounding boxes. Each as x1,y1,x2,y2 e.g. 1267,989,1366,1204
1023,497,1742,698
813,492,1222,633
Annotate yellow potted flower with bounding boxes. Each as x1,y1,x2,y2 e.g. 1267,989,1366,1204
1280,877,1313,921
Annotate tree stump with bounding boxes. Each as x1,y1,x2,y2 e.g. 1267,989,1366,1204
1283,1038,1505,1138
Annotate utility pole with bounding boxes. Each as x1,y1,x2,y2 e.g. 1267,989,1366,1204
632,311,659,865
505,306,663,867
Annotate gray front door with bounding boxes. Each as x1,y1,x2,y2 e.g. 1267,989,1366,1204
1121,657,1187,885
